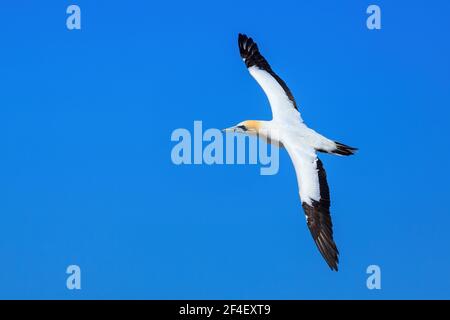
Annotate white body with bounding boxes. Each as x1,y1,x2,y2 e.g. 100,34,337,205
247,66,337,206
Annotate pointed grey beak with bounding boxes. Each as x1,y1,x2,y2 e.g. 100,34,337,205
222,127,235,133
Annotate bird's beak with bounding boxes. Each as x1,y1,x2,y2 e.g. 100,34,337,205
222,127,235,133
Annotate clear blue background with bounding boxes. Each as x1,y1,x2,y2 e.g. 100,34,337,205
1,0,449,299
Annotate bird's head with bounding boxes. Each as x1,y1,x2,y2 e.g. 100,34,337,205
222,120,261,135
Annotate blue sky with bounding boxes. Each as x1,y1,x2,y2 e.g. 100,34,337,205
1,0,450,299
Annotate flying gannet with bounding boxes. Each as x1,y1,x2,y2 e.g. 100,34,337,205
224,34,357,271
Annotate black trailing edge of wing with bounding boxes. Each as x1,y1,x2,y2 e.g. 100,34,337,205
302,159,339,271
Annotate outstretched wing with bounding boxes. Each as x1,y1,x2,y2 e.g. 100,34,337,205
284,143,339,271
238,33,302,123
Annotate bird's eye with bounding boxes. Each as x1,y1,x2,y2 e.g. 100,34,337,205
237,125,247,131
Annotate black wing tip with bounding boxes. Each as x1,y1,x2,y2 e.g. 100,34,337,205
322,235,339,271
302,201,340,272
317,232,340,272
238,33,251,44
237,33,259,62
236,33,298,110
238,33,249,43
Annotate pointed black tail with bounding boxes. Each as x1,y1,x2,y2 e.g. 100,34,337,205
333,142,358,156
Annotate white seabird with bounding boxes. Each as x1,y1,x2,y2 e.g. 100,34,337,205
224,34,357,271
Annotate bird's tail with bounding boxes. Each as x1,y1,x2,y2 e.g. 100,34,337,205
332,141,358,156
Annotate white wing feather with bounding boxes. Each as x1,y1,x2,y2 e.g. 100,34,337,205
283,141,321,205
248,66,302,123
